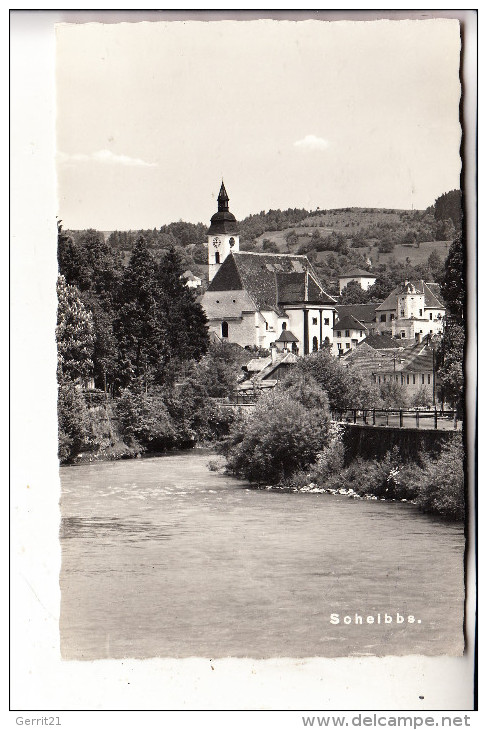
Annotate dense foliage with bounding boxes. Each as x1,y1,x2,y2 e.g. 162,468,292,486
220,372,331,484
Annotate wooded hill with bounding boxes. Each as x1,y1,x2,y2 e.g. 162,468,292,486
66,189,462,298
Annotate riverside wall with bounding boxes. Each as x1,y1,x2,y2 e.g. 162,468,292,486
341,423,462,464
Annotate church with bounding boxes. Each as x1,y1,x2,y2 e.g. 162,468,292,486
201,182,337,354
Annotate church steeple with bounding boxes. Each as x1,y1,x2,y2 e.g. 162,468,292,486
207,180,240,282
217,181,229,212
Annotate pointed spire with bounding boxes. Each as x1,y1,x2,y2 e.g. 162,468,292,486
217,180,229,212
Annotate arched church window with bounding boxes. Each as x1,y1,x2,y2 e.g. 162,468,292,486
282,322,287,330
229,237,235,248
215,252,220,264
312,336,318,352
221,321,229,338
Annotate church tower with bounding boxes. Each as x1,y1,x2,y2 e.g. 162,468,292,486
207,181,239,281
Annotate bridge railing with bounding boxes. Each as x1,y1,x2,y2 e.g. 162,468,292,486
331,408,460,431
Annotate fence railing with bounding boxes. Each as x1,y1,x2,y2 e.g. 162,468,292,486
331,408,460,431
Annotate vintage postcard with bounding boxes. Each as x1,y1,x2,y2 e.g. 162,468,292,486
10,9,477,716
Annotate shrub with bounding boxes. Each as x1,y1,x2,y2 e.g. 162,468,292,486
116,387,176,451
221,389,330,484
416,439,465,520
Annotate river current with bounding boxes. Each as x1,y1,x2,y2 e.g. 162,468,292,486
59,451,465,660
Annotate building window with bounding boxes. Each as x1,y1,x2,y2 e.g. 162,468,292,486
345,330,350,337
324,318,329,325
401,331,406,338
221,321,229,338
390,314,395,321
346,342,350,349
429,313,433,320
396,375,399,382
378,376,381,384
312,336,318,352
229,237,235,248
422,374,425,384
401,375,404,385
400,309,405,317
265,322,269,331
215,252,220,264
406,375,410,384
380,314,386,322
419,309,422,316
336,331,341,338
428,374,431,384
282,322,287,330
312,317,318,325
337,343,342,350
359,331,363,337
413,375,415,384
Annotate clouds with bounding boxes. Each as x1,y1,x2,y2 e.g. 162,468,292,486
58,149,158,167
294,134,329,151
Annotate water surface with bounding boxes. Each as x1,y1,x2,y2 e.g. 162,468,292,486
60,451,464,659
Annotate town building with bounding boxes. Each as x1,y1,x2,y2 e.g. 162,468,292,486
374,280,445,341
201,183,337,354
372,342,436,403
338,269,376,295
333,314,368,355
180,269,202,289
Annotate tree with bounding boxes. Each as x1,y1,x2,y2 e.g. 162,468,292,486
56,275,95,383
441,235,465,321
155,246,209,375
294,349,381,411
114,237,164,390
339,280,371,304
434,190,462,231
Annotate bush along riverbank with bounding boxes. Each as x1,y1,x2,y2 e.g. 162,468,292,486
217,374,465,521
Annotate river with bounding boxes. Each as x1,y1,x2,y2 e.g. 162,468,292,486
59,451,465,660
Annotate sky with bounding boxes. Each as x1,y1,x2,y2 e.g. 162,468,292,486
56,17,462,230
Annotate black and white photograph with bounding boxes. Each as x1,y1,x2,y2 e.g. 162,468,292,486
10,9,477,717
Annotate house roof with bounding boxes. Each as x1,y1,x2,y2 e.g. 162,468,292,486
333,314,368,332
335,303,378,325
207,252,336,315
339,269,376,278
376,280,445,311
275,329,299,343
341,342,392,379
362,334,405,350
245,357,272,372
255,351,298,381
377,343,434,374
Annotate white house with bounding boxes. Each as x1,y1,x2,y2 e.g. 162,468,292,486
201,183,337,354
180,269,202,288
333,314,368,356
374,280,445,341
338,269,376,295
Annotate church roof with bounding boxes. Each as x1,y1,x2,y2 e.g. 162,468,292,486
362,334,405,350
207,252,337,315
376,280,445,311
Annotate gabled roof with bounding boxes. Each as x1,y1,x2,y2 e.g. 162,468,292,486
275,329,299,343
333,314,368,332
378,344,434,374
376,280,445,311
339,269,376,278
341,342,392,379
335,303,378,324
245,357,272,372
256,351,298,381
362,334,405,350
207,252,336,315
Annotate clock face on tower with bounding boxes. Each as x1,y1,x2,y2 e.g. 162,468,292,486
212,237,221,248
